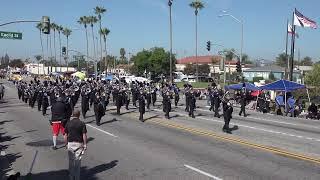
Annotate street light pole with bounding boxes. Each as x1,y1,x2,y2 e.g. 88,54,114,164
195,11,199,82
168,0,173,83
218,13,243,65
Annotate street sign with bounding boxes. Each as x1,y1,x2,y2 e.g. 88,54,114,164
0,31,22,40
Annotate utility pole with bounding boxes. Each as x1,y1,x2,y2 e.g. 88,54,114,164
168,0,173,83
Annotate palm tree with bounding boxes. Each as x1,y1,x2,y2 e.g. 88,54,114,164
78,16,90,72
57,25,64,72
51,23,58,72
94,6,107,72
99,28,110,72
35,55,42,75
189,0,204,82
88,16,98,76
63,28,72,71
36,23,45,75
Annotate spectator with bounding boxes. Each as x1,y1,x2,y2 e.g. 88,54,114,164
275,92,285,115
64,110,87,180
50,96,68,150
307,103,318,119
287,96,296,117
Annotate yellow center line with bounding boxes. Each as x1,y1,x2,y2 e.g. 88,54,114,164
111,109,320,164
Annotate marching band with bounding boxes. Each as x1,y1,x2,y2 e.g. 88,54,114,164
14,77,234,133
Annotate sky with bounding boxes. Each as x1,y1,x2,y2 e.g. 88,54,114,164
1,0,320,62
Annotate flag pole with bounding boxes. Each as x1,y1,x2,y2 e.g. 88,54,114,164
290,10,296,81
285,19,289,80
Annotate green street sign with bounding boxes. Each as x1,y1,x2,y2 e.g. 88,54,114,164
0,31,22,40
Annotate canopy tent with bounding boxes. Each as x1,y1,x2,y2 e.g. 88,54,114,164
260,79,310,109
101,74,118,81
260,79,305,91
71,71,86,80
225,82,260,91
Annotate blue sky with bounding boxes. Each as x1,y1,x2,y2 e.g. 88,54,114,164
1,0,320,61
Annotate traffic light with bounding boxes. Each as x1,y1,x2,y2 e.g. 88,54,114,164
206,41,211,51
41,16,50,34
236,60,242,73
62,46,66,55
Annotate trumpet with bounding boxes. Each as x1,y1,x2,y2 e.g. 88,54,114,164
85,87,91,95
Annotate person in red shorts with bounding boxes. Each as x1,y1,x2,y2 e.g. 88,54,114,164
50,96,68,150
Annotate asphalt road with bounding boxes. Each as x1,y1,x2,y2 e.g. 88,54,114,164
1,80,320,180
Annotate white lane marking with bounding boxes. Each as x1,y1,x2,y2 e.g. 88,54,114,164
153,109,320,142
184,164,223,180
86,124,118,138
1,151,6,156
195,108,320,130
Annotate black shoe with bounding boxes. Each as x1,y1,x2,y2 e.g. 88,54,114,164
222,128,227,132
192,115,195,118
226,131,232,134
52,146,57,150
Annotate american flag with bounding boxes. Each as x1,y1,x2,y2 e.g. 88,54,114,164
294,9,317,29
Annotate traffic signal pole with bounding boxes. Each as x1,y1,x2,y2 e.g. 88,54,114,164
0,20,40,27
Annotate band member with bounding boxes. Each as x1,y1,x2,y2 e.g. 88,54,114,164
115,84,123,115
145,84,152,110
184,84,191,112
42,87,49,116
239,88,247,117
213,87,221,118
81,85,90,118
162,85,171,119
37,86,43,111
189,89,196,118
151,83,157,106
173,84,180,107
94,92,105,126
0,83,5,100
131,81,138,107
223,101,233,134
138,89,146,122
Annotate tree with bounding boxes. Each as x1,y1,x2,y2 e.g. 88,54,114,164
189,0,205,81
78,16,90,71
57,25,64,72
211,56,220,65
306,64,320,86
224,48,236,61
88,16,98,75
69,55,86,70
240,53,253,64
184,64,196,75
269,72,276,81
51,22,58,70
120,48,126,63
300,56,313,66
275,53,288,67
9,59,24,68
198,64,210,75
94,6,107,68
131,47,176,78
36,23,45,65
35,55,42,75
62,28,72,70
99,28,110,72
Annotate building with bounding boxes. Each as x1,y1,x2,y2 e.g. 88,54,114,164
243,65,302,82
176,55,251,75
25,63,76,75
